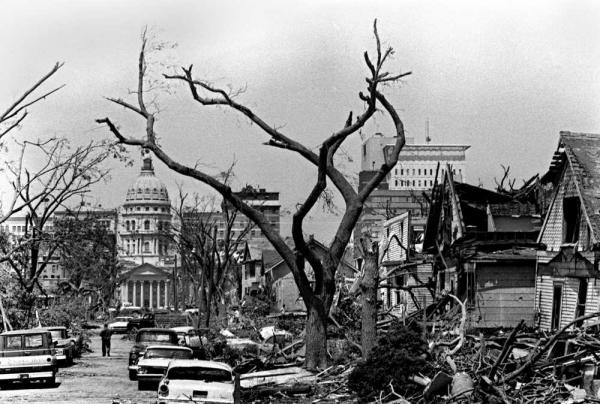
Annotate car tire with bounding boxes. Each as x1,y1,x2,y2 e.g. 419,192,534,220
129,369,137,381
46,375,56,387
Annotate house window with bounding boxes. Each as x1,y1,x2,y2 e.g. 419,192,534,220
467,271,476,307
362,145,366,157
400,169,404,175
418,169,421,175
552,283,563,330
144,241,150,253
563,197,581,243
395,180,398,187
144,220,150,230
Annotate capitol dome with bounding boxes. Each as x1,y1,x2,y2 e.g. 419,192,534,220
124,156,170,204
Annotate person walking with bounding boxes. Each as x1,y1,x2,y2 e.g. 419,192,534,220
99,323,112,357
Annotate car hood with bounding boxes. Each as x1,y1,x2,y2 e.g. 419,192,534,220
163,379,234,403
109,321,128,327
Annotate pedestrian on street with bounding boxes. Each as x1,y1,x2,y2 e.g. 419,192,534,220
100,323,112,357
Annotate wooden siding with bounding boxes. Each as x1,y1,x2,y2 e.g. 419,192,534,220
539,166,589,252
470,263,536,328
381,213,409,263
536,275,600,331
381,263,434,316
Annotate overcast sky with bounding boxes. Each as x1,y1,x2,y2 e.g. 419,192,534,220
2,0,599,240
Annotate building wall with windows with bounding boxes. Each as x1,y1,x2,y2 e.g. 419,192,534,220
356,133,469,242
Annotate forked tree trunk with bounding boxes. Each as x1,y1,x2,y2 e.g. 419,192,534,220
304,303,329,370
360,243,379,359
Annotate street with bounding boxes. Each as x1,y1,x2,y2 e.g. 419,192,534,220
0,331,156,404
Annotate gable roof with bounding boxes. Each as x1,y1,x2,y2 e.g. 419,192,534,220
542,132,600,243
122,263,171,278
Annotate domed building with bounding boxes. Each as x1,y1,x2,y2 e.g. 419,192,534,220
117,153,175,309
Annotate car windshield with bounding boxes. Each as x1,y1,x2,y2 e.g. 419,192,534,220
49,330,64,340
138,332,174,343
167,366,232,382
145,348,192,359
114,317,129,322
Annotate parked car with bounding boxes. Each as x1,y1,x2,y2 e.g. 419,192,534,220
157,359,235,404
127,313,156,334
0,329,57,386
128,328,178,380
170,326,208,359
136,345,193,390
42,326,83,365
108,316,133,334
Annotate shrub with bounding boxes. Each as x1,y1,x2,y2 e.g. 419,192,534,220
348,321,431,399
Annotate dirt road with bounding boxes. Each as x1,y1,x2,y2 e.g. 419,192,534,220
0,332,156,404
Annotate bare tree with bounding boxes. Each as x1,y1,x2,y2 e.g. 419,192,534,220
171,188,253,327
0,138,115,323
98,20,410,369
0,62,65,223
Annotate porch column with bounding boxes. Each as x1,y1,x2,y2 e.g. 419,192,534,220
133,281,138,306
140,281,144,308
149,281,154,308
165,281,169,308
123,282,128,304
157,281,161,308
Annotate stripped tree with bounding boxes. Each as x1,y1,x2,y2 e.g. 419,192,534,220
170,187,253,327
98,20,410,369
0,62,65,224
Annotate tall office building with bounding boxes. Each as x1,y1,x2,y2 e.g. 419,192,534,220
356,133,469,242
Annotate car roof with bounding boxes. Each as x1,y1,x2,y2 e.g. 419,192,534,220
146,345,192,352
139,328,176,333
1,329,52,336
167,359,233,372
42,326,67,331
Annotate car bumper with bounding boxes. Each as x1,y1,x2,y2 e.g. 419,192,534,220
0,370,54,381
137,373,163,383
128,365,139,371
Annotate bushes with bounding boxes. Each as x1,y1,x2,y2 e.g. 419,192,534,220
348,321,431,399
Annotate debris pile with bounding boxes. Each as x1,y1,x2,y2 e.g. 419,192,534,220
374,298,600,404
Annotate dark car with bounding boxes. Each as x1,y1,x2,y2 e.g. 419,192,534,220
127,313,156,334
128,328,178,380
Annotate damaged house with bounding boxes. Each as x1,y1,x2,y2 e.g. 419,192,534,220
535,132,600,331
424,165,544,328
379,211,434,317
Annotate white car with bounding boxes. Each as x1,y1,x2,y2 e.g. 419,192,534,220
157,359,235,404
108,316,132,333
136,345,193,390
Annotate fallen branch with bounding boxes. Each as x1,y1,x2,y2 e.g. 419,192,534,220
504,311,600,383
489,319,525,379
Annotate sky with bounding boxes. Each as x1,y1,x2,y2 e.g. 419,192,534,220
1,0,599,241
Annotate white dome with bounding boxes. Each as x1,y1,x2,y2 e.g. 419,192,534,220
125,157,170,204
